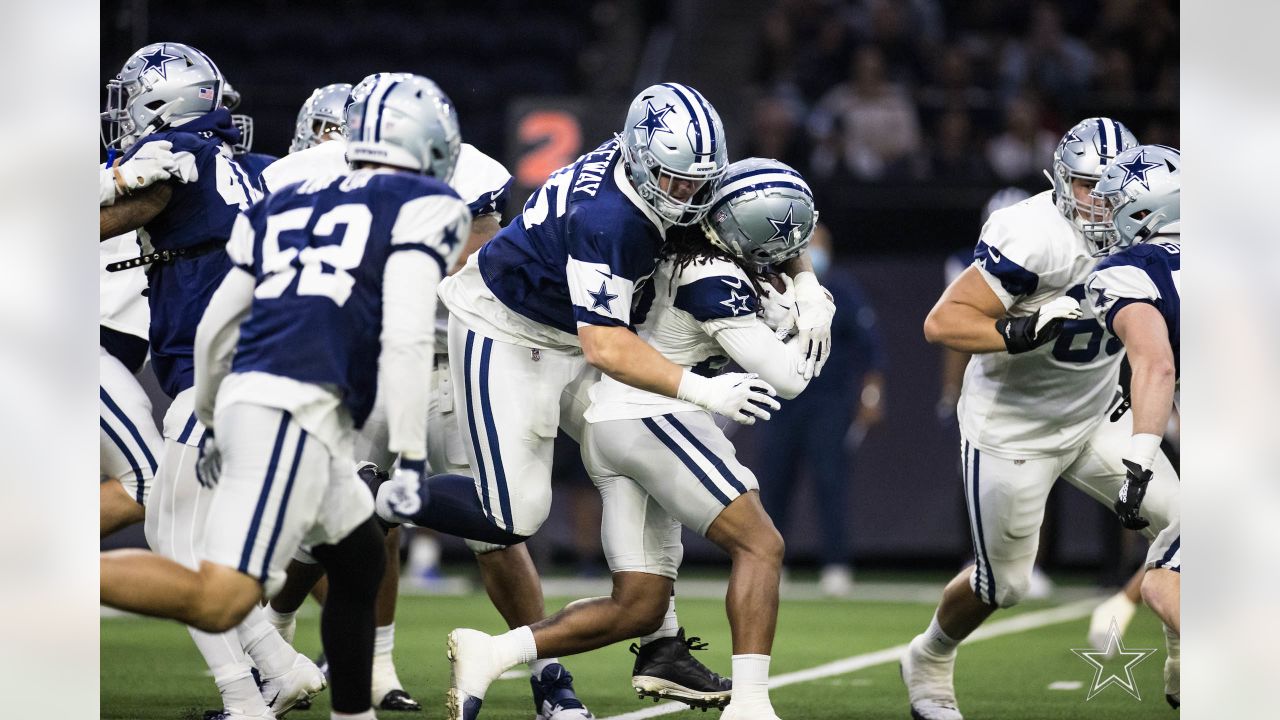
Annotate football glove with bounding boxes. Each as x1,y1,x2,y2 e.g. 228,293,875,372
1114,459,1153,530
677,370,781,425
375,459,426,522
792,271,836,379
758,274,798,336
111,140,200,196
995,296,1082,354
195,431,221,489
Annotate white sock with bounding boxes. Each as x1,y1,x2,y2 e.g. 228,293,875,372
375,622,395,659
1165,624,1180,660
238,605,299,679
730,654,771,706
923,614,959,656
493,626,539,670
331,710,376,719
639,596,679,645
265,605,298,645
529,657,557,678
372,624,403,693
190,627,269,714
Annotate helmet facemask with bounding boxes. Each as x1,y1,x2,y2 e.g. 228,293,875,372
622,138,725,226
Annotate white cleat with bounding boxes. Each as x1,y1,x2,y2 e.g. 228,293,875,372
1025,566,1055,601
205,710,276,720
446,629,505,720
259,654,326,717
900,634,963,720
720,702,782,720
1088,590,1137,656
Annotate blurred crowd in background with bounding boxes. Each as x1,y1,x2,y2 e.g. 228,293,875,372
101,0,1178,591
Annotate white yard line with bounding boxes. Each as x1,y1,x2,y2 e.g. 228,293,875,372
600,598,1100,719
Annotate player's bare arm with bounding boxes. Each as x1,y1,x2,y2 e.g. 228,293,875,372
923,265,1008,353
1111,302,1176,440
100,182,171,240
452,212,499,274
578,324,683,397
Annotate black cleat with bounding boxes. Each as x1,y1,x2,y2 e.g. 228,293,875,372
377,688,423,712
630,628,731,710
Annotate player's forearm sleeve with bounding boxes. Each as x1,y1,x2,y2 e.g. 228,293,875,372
712,321,810,399
193,268,256,426
380,250,440,462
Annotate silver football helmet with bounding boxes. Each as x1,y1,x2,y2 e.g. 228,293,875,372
1047,117,1139,232
1082,145,1180,256
344,73,461,181
290,83,353,154
102,42,224,151
619,83,728,226
221,82,253,155
703,158,817,267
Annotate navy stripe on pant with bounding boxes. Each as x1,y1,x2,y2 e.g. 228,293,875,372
477,337,514,531
663,414,748,495
642,417,732,507
100,417,144,503
239,412,292,575
100,387,158,474
462,331,494,523
258,428,307,582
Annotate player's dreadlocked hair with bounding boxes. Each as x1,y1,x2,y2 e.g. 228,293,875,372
662,223,764,301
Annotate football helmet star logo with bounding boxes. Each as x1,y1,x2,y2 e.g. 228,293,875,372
632,101,676,148
766,203,800,243
137,45,181,80
1114,149,1161,191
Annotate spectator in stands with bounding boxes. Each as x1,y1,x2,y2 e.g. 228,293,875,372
744,92,811,175
807,44,925,180
984,94,1056,184
755,224,887,597
927,108,993,182
995,1,1095,110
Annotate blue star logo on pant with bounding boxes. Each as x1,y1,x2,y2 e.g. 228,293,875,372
588,282,619,313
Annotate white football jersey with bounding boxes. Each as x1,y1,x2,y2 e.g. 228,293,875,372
585,256,760,423
99,232,150,340
958,190,1124,458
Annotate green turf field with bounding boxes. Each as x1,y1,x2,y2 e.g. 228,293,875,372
101,582,1175,720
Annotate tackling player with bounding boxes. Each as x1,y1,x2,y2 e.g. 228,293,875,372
101,73,472,720
98,42,324,718
901,118,1181,720
441,159,819,720
1083,144,1182,707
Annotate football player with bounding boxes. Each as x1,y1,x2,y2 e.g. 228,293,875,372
378,82,833,718
1083,144,1182,707
101,73,472,720
99,143,195,536
98,42,324,718
259,76,546,714
441,159,821,720
901,119,1181,720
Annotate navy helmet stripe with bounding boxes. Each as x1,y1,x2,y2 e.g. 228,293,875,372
687,86,718,157
1096,118,1109,157
461,330,494,523
375,80,402,142
709,180,813,215
662,414,748,495
259,429,307,582
478,338,514,531
660,83,707,157
723,166,805,184
100,418,143,502
100,387,158,473
642,417,732,506
239,412,292,575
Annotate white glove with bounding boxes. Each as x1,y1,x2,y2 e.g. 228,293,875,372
1034,296,1083,335
759,274,798,336
195,432,221,489
791,271,836,380
676,370,781,425
109,140,200,196
375,462,425,521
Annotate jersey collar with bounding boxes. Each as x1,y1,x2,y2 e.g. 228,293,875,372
613,160,669,233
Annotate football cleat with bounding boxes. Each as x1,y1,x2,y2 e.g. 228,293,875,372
531,663,593,719
1164,627,1180,709
201,710,276,720
446,629,503,720
900,634,963,720
630,628,731,709
260,654,327,717
720,703,782,720
378,688,423,712
1088,590,1137,656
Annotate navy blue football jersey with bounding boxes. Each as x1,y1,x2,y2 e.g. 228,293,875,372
235,151,279,195
1088,236,1181,376
476,139,665,334
121,109,259,397
227,170,465,426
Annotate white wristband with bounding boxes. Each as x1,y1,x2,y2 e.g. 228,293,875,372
1126,433,1162,469
675,368,705,404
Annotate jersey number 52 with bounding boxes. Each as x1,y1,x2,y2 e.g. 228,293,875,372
254,203,372,307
